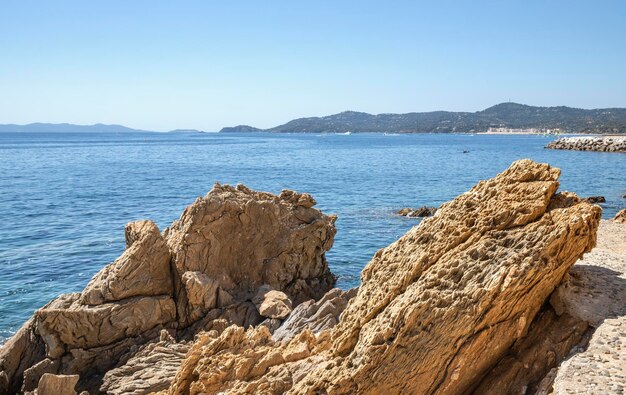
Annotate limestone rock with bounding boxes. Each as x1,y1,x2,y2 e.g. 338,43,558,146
34,373,78,395
181,271,221,323
253,286,293,319
0,318,45,394
273,288,357,342
614,208,626,223
80,220,173,305
101,331,191,395
21,359,59,393
1,183,338,394
165,159,601,394
35,293,176,353
164,183,336,325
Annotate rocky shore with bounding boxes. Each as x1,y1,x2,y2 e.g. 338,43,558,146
546,136,626,152
2,160,625,394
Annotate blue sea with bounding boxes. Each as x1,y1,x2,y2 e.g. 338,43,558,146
1,132,624,343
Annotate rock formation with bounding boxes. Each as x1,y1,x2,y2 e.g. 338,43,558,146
584,196,606,204
396,206,437,218
1,160,615,395
614,208,626,223
0,184,336,394
546,136,626,152
164,159,601,394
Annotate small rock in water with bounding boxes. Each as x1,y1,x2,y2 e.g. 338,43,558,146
584,196,606,204
396,206,437,217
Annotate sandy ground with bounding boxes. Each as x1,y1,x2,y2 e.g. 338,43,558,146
552,220,626,394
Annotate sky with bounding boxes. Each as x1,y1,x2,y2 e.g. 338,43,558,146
0,1,625,131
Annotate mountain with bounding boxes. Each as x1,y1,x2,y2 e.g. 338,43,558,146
0,123,153,133
219,103,626,134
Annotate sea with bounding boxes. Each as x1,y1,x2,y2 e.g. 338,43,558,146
1,132,624,343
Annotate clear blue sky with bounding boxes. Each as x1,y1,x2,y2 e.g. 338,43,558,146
1,1,625,131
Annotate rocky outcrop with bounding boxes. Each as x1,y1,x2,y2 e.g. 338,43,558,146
100,331,191,395
164,184,336,326
273,287,357,342
614,208,626,223
584,196,606,204
79,220,173,306
0,184,337,394
546,136,626,152
164,159,601,394
396,206,437,217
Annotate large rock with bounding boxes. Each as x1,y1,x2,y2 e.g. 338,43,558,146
165,159,601,394
614,208,626,223
164,183,336,326
80,220,173,305
35,293,176,354
0,184,338,394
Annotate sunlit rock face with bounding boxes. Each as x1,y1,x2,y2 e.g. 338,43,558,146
0,183,337,394
165,159,601,395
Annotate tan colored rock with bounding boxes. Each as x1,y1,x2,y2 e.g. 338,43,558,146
181,271,220,322
164,159,601,395
1,183,339,394
21,358,59,393
164,183,336,325
253,285,293,319
35,293,176,353
101,331,191,395
80,220,173,305
613,208,626,223
36,373,79,395
273,288,357,342
0,318,45,394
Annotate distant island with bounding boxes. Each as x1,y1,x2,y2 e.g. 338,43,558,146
220,103,626,134
0,123,206,134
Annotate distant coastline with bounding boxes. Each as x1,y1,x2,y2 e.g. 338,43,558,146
219,103,626,135
2,102,626,135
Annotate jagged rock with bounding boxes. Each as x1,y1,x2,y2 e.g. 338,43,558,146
253,286,293,319
164,183,336,325
181,271,221,323
614,208,626,223
584,196,606,204
35,293,176,354
101,331,191,395
80,220,173,305
273,288,357,342
34,373,79,395
1,183,337,394
164,159,601,394
0,319,45,394
21,359,59,393
396,206,437,217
